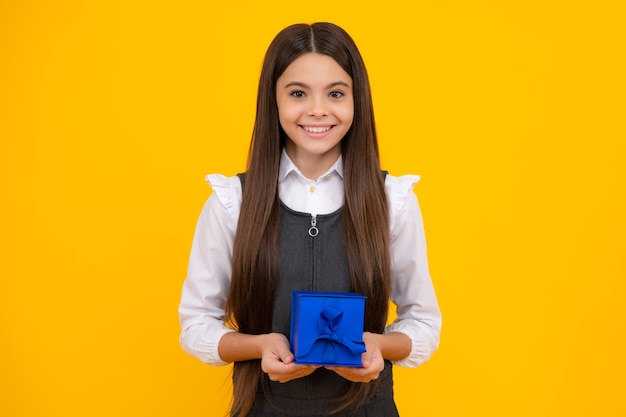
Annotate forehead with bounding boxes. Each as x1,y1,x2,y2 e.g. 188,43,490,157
278,53,352,85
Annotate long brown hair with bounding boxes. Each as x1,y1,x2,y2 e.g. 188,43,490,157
225,22,391,416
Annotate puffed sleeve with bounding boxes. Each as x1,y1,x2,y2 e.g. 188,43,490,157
384,174,442,368
178,174,242,365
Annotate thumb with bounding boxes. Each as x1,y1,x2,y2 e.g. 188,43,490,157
361,349,372,368
276,346,294,364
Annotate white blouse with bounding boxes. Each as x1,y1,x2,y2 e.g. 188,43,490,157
179,151,442,368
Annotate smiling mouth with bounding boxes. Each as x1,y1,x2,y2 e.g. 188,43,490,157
302,125,332,133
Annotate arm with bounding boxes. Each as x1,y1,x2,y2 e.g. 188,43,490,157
327,175,441,381
385,178,442,368
179,176,318,381
178,189,238,365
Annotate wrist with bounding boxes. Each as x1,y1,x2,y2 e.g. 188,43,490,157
218,331,269,362
363,331,382,347
256,333,275,357
370,331,411,361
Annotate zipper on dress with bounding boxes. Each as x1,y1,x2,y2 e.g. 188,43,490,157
309,215,318,292
308,215,319,237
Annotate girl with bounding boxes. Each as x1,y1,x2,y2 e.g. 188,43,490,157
179,22,441,417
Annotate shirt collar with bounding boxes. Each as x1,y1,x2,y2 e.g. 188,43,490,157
278,149,344,183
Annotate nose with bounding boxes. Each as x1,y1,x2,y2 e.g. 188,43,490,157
308,96,328,117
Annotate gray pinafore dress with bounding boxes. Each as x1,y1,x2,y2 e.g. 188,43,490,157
239,175,399,417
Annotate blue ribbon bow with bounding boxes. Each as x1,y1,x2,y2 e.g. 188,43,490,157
298,304,366,364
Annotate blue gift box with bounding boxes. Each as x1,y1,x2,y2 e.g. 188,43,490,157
290,291,367,367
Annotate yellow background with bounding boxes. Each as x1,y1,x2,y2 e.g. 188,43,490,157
1,1,624,416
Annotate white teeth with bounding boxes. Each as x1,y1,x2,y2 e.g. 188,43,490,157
304,126,331,133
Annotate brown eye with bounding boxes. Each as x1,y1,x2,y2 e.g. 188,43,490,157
329,91,344,98
290,90,305,98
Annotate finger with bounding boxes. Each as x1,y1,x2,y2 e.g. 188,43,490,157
361,353,371,369
274,365,318,383
275,347,294,364
326,366,379,383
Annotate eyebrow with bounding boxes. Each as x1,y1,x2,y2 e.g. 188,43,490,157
283,81,351,89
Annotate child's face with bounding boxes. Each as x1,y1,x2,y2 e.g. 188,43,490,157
276,53,354,177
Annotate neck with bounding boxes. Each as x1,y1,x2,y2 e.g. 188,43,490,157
284,147,341,180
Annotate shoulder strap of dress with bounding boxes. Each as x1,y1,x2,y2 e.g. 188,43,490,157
237,173,246,191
